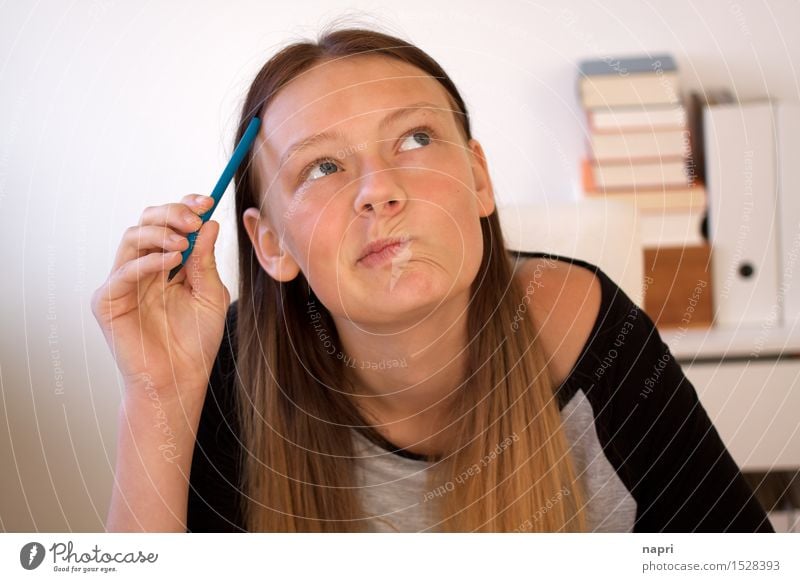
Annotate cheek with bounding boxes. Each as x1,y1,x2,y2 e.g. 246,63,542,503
292,203,350,282
416,172,482,235
452,211,485,278
407,155,475,208
433,189,486,276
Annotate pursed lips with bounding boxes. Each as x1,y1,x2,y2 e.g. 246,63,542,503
357,234,412,263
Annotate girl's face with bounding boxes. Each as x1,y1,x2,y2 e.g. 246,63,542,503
243,55,495,326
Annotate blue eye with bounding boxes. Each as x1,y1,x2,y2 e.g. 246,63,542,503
296,125,437,187
399,126,435,151
301,159,340,184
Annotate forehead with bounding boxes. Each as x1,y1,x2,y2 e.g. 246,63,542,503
255,55,454,167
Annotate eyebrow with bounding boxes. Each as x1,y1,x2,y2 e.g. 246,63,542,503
278,101,448,168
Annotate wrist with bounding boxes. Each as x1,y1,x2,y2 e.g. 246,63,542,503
118,390,206,466
121,381,207,428
123,372,207,404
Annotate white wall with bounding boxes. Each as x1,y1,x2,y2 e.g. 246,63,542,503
1,0,798,531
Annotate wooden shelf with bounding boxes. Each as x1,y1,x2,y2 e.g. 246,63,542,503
659,321,800,360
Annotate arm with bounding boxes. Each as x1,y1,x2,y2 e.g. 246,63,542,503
106,385,206,532
185,301,246,533
588,272,773,532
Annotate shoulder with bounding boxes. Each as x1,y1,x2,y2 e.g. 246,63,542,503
515,256,603,387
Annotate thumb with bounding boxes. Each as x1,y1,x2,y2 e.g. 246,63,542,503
186,219,226,298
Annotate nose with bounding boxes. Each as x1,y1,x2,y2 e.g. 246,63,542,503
353,160,408,218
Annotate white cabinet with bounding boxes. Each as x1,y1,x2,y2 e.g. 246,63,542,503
679,358,800,471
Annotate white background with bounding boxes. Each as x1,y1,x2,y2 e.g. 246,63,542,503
1,0,798,531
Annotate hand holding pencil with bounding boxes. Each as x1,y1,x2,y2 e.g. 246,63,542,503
90,117,260,402
167,117,261,281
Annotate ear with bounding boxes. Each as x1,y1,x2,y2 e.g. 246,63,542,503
242,207,301,282
467,138,496,218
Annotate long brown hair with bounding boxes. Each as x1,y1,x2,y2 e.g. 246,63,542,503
232,24,586,532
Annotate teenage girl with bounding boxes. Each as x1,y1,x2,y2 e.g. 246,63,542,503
91,27,771,533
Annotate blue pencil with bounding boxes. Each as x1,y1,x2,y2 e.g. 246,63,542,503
168,116,262,282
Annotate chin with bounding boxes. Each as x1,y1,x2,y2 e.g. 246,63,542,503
351,272,468,321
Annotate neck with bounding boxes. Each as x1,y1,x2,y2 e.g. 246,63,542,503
333,290,470,427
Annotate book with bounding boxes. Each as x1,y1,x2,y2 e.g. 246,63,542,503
587,104,687,132
580,73,681,108
578,54,677,76
578,55,680,108
587,158,691,190
589,128,691,161
582,176,707,212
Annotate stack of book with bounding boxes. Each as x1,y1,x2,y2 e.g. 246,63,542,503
576,54,712,328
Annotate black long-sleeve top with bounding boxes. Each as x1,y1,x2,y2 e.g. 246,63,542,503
185,251,773,532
